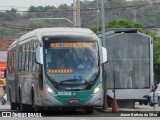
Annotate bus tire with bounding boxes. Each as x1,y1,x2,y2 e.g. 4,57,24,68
144,101,148,105
9,88,17,110
85,107,94,114
149,99,154,106
139,101,143,105
158,97,160,106
10,102,18,110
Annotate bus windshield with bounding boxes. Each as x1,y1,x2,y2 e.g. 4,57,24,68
44,41,99,90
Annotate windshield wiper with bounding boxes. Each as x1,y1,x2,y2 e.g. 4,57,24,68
56,79,94,87
55,79,80,87
46,73,94,88
83,79,92,87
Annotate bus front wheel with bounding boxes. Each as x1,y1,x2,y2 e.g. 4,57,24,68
85,107,94,114
149,99,154,106
158,97,160,106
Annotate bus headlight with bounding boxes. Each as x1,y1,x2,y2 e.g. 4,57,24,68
45,85,56,95
93,85,101,94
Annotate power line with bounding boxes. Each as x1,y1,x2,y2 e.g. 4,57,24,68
1,2,160,30
0,23,30,28
0,8,98,13
145,25,160,29
0,2,160,13
0,6,29,9
1,21,160,30
105,2,160,10
0,23,33,30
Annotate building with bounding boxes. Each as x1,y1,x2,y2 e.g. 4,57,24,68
0,40,14,96
0,40,14,62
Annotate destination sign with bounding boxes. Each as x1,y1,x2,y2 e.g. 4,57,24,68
50,42,94,48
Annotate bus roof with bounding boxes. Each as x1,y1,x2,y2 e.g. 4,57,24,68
22,27,95,38
8,27,97,50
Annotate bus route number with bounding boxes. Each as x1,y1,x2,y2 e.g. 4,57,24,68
57,92,72,96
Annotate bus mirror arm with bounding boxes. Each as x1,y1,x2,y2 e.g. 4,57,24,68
100,46,107,64
36,47,44,65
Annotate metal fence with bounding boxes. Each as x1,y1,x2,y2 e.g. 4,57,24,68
103,32,151,89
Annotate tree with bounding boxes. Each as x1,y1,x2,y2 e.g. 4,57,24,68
0,8,18,21
107,19,144,28
141,29,160,83
28,6,37,12
90,19,143,33
58,4,69,9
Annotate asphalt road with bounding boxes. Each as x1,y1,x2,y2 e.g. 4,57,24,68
0,102,160,118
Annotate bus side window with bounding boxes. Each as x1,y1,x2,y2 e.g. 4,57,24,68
32,43,36,71
10,50,13,74
25,44,29,71
30,43,34,71
28,44,32,71
7,52,10,74
11,50,16,74
18,46,22,72
35,43,40,71
22,45,26,71
13,50,16,73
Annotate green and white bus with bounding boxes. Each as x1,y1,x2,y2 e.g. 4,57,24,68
6,28,107,112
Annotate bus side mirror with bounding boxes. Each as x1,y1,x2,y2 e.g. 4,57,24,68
100,46,107,64
36,47,44,65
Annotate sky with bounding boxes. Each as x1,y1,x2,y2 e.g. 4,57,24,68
0,0,94,11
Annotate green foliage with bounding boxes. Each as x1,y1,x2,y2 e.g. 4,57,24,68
58,4,69,9
107,19,144,29
90,25,101,33
90,19,143,33
90,25,97,32
141,29,160,76
0,8,19,21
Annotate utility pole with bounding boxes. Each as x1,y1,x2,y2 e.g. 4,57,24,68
101,0,108,112
133,10,136,22
96,0,99,33
126,8,137,22
76,0,81,27
73,0,76,27
73,0,81,27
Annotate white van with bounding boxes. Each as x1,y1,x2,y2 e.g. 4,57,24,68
149,84,160,106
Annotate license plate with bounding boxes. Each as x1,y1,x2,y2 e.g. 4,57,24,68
69,99,80,104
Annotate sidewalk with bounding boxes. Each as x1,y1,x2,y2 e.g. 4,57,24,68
98,102,160,112
121,103,160,111
0,101,10,110
0,102,160,112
